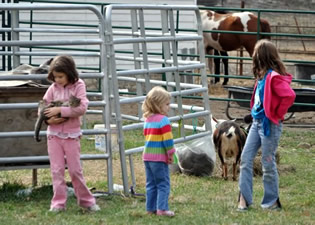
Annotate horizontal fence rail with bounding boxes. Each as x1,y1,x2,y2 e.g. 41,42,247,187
0,3,114,193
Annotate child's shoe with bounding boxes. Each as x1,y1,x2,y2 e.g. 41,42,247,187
49,207,65,213
87,204,101,212
265,199,282,211
157,210,175,217
147,211,156,215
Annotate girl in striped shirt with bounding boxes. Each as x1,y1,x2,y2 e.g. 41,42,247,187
142,86,175,217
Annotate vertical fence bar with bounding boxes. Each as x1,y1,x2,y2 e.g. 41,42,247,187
11,8,20,67
104,5,130,195
168,9,185,137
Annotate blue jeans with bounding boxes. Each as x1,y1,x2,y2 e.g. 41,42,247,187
239,119,282,208
144,161,170,212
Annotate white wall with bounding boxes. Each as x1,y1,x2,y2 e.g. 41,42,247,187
2,0,198,72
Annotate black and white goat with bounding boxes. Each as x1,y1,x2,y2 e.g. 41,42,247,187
213,120,247,181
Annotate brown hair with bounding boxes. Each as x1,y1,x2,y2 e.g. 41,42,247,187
47,55,79,84
252,39,287,79
142,86,171,119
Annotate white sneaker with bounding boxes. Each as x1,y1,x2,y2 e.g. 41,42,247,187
49,207,65,212
87,204,100,212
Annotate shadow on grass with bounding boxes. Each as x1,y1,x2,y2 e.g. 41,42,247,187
0,182,53,202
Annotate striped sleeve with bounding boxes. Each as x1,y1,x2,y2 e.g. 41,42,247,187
160,117,175,156
143,114,175,162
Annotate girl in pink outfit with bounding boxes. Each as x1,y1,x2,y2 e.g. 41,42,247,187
43,55,100,212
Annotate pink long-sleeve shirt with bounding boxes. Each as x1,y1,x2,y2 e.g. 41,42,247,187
250,71,296,125
43,79,89,135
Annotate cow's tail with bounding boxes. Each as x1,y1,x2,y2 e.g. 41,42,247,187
260,19,271,40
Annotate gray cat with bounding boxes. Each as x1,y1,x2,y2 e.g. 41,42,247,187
34,95,81,142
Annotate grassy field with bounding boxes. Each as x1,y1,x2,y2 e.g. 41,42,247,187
0,127,314,225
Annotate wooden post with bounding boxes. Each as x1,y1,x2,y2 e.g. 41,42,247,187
32,169,38,187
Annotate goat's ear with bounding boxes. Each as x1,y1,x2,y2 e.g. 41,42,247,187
239,130,247,146
212,115,218,123
213,128,219,145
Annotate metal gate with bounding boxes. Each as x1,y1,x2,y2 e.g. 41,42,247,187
103,4,213,194
0,3,114,193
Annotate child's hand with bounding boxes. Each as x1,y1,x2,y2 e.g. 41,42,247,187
167,154,174,164
46,116,66,125
44,107,61,118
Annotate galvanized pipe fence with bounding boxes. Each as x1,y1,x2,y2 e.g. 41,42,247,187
103,4,212,194
11,2,315,86
0,4,114,192
1,2,314,193
0,3,213,195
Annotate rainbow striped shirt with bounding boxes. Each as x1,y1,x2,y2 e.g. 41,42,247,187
143,114,175,163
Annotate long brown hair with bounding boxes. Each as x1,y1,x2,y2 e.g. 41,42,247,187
47,55,79,84
252,39,286,79
142,86,171,119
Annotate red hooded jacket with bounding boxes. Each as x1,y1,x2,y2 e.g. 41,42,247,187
250,71,296,125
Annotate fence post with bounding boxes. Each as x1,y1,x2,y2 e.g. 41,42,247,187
11,9,20,67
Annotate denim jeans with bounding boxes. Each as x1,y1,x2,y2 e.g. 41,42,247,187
239,119,282,208
144,161,170,212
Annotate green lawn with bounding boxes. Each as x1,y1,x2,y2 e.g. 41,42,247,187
0,128,314,225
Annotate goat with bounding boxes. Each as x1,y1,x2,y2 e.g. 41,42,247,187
213,120,247,181
6,58,53,85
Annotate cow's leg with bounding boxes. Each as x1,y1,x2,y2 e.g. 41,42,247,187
205,47,215,84
214,49,220,84
221,51,229,85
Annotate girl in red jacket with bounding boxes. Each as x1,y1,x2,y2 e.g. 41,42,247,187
44,55,100,212
237,40,296,211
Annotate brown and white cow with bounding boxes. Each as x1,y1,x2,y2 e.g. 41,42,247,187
201,10,271,56
201,10,271,84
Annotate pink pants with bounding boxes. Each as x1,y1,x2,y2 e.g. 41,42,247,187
47,135,96,209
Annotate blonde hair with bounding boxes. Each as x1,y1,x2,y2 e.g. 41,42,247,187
142,86,171,119
252,39,286,79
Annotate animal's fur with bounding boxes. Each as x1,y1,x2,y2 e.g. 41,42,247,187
213,120,247,181
201,10,271,85
201,10,271,56
34,95,81,142
9,58,53,85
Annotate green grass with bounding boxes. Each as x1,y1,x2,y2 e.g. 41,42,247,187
0,128,314,225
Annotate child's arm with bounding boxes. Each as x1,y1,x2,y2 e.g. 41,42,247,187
42,85,64,120
60,80,89,118
161,117,176,164
272,76,296,116
46,116,67,125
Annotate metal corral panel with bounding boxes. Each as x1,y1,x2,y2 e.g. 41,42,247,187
13,0,196,71
0,87,48,158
